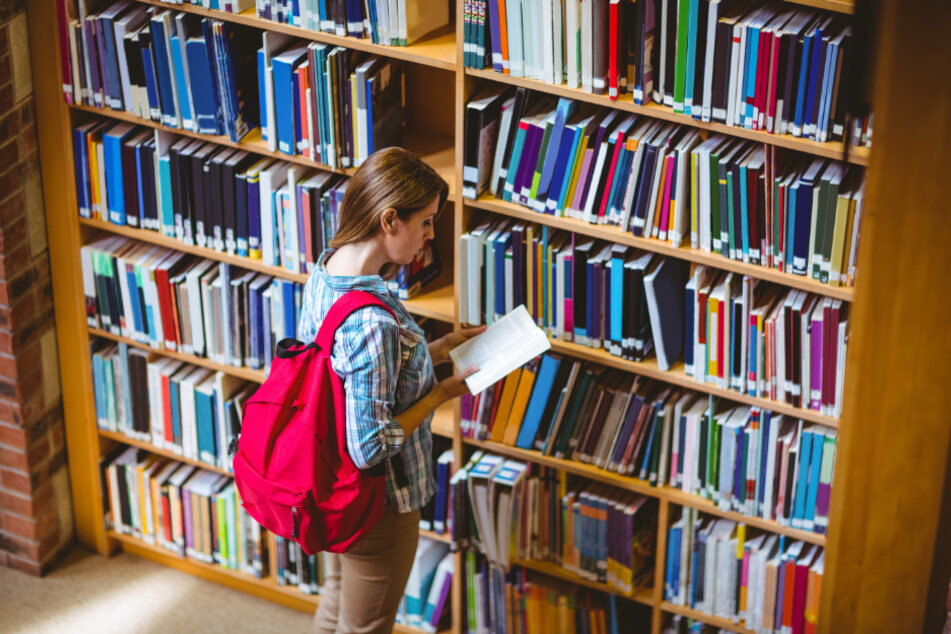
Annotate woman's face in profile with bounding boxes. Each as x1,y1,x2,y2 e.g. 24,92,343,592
384,198,438,265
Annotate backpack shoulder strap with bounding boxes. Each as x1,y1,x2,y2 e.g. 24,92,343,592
315,290,399,353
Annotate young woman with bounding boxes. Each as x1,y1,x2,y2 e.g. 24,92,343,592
300,147,482,634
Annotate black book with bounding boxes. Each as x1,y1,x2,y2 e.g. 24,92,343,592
139,137,159,231
223,152,253,256
626,251,655,361
691,0,709,117
572,240,596,343
773,28,792,132
207,147,232,252
663,0,677,107
190,143,217,249
592,0,609,95
531,354,574,451
495,88,531,195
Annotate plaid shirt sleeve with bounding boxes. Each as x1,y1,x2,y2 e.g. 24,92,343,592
331,307,405,470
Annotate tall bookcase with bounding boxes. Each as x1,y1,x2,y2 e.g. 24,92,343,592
25,0,951,632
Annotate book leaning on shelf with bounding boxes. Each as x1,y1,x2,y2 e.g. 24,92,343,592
81,238,303,371
664,507,825,633
100,446,268,577
460,351,837,534
65,1,257,141
397,537,453,631
463,87,866,288
91,342,253,472
459,223,850,417
463,0,872,147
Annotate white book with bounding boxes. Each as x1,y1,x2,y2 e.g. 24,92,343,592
522,0,538,79
541,0,555,83
506,0,525,77
580,0,593,92
114,7,148,112
259,162,291,267
552,0,564,84
565,0,580,87
668,130,702,246
450,305,552,395
725,20,743,128
491,95,517,198
464,234,482,326
700,0,720,121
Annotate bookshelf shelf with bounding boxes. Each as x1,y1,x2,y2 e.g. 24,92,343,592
431,403,456,439
660,601,757,634
136,0,458,71
462,437,827,547
78,218,456,323
466,194,856,302
545,338,840,429
69,104,457,193
99,429,234,476
513,557,654,606
464,69,870,167
784,0,854,15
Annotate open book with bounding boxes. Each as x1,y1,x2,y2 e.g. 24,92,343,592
449,305,551,395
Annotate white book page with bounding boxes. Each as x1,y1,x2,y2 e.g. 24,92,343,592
449,305,551,394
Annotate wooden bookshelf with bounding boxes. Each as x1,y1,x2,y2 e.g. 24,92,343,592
467,194,856,302
32,0,951,632
99,429,234,476
78,218,456,323
136,0,457,71
462,437,826,547
513,557,654,606
464,68,870,167
660,601,757,634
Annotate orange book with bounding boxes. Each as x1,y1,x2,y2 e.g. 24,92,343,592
502,365,537,446
496,0,510,74
782,557,797,631
489,368,522,442
651,155,669,236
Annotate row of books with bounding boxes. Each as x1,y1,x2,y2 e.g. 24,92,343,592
463,87,865,287
398,538,454,632
101,446,268,577
462,552,650,634
252,0,448,47
273,535,324,594
463,0,870,147
664,507,823,633
460,351,836,533
459,223,849,416
65,2,256,141
73,124,439,293
454,450,657,595
92,340,251,472
258,40,405,169
82,237,302,369
420,437,455,536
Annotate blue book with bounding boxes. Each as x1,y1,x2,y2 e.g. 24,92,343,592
536,99,577,210
73,128,90,217
683,283,695,372
793,26,813,136
186,34,222,135
157,152,175,237
792,160,825,275
103,123,135,225
684,0,700,117
739,162,750,260
502,122,529,202
743,24,760,128
804,430,825,529
257,47,268,142
125,268,143,335
281,280,296,339
139,34,161,121
514,355,561,449
785,179,799,271
169,32,194,131
149,15,180,128
609,248,625,350
545,123,579,214
272,46,309,155
195,380,218,464
92,350,105,426
169,375,182,449
606,145,635,219
554,124,586,214
98,2,131,110
803,20,830,137
793,427,814,527
758,412,772,506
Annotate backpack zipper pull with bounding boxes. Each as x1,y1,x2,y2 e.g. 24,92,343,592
291,507,299,539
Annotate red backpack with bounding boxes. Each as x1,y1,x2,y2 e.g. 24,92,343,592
232,290,395,555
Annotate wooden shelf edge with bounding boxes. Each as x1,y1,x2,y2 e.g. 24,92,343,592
462,437,826,547
660,601,757,634
430,402,456,439
419,528,453,544
465,195,856,303
107,530,320,613
783,0,854,15
545,339,839,429
464,69,870,167
136,0,457,71
79,217,455,323
98,429,233,477
513,557,655,606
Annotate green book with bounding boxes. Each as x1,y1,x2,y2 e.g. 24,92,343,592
726,167,737,259
673,0,691,113
811,170,830,280
529,112,557,202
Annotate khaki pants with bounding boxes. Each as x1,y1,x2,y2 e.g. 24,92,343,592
311,507,420,634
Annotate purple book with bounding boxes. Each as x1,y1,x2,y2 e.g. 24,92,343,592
591,258,604,342
810,309,823,411
514,124,542,205
574,113,621,210
181,485,193,556
611,396,644,469
570,150,596,213
426,571,452,629
296,185,307,273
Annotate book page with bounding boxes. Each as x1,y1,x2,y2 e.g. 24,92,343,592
449,305,551,394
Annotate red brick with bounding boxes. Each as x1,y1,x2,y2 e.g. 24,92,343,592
7,553,41,576
0,354,15,379
26,436,48,466
0,532,40,561
0,445,26,471
0,214,27,254
0,422,25,448
2,511,36,540
0,133,16,172
0,331,11,354
0,244,29,279
18,125,36,156
0,468,30,494
0,489,32,516
0,549,7,568
50,423,63,452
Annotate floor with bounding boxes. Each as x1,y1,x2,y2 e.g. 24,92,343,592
0,547,314,634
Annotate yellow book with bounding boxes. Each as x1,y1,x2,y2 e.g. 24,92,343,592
827,190,851,287
490,368,523,443
736,524,747,614
563,134,592,216
652,156,669,237
843,195,858,286
502,365,537,446
88,135,101,219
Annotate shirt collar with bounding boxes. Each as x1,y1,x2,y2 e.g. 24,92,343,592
316,248,392,296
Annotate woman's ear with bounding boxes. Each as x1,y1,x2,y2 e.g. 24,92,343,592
380,207,399,235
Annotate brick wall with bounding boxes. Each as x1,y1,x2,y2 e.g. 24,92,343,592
0,3,73,576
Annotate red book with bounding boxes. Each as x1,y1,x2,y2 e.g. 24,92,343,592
792,547,818,634
300,186,314,268
753,30,772,131
153,252,181,351
598,131,627,219
766,30,782,132
161,372,174,447
609,0,620,99
782,557,798,631
297,65,310,160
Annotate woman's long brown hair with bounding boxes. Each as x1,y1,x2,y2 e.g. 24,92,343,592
329,147,449,279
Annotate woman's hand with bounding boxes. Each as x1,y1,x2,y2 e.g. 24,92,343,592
435,366,480,402
428,326,487,364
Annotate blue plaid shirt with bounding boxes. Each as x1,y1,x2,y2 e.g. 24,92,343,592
297,249,437,512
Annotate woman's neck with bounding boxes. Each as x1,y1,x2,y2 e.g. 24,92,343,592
325,241,388,277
